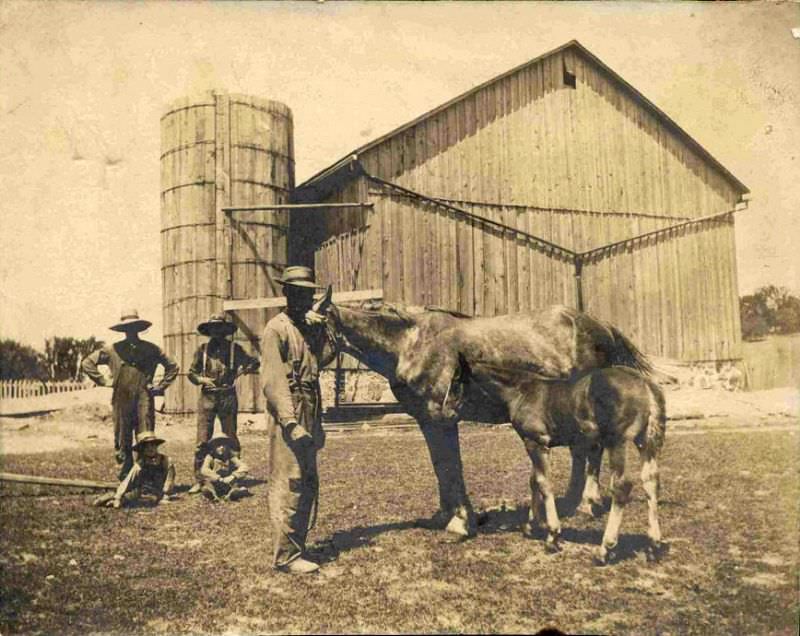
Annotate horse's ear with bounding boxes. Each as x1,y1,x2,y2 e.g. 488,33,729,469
314,285,333,313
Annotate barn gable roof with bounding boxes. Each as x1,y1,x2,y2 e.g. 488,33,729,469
296,40,749,200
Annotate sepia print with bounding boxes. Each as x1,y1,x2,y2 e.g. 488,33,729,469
1,1,798,634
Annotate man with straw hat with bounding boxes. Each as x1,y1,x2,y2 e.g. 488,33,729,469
92,430,176,508
261,265,338,574
187,312,259,494
82,310,179,480
198,431,250,503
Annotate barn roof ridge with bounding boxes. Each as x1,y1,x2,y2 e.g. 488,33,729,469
297,39,748,197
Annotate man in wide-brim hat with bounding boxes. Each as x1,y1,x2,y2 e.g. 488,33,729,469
93,430,176,508
199,432,249,502
82,310,179,480
187,313,259,494
261,266,338,574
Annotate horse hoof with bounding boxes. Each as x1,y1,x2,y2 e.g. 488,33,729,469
544,538,562,554
444,515,475,538
592,550,610,566
593,544,616,565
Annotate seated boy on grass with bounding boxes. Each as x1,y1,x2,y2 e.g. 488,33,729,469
93,431,176,508
200,433,250,503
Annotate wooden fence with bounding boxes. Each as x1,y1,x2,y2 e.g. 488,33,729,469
0,380,95,400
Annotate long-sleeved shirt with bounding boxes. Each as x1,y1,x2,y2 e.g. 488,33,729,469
82,339,179,391
200,452,248,483
260,311,337,425
187,338,259,390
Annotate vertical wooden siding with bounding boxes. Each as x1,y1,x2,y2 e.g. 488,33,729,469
358,49,741,218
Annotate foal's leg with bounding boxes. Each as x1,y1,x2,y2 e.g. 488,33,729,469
562,445,587,515
595,443,633,564
640,449,665,561
418,420,476,537
524,436,562,552
577,443,603,516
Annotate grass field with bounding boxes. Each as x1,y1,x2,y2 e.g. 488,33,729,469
1,423,798,635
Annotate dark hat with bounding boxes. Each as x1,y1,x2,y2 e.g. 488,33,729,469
207,433,235,451
110,309,152,333
197,313,236,336
276,266,321,289
133,430,165,452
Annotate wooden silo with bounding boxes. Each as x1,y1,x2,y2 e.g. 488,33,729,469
294,40,749,365
161,92,294,413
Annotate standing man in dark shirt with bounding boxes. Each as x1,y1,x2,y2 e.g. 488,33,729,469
261,266,337,574
82,310,179,480
187,313,260,494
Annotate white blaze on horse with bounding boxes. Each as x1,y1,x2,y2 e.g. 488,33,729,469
314,288,667,563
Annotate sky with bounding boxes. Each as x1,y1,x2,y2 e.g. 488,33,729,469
1,1,798,349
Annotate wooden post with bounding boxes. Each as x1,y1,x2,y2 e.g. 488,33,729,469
574,257,584,312
0,472,118,490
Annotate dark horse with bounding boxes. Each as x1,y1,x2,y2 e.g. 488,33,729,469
316,290,664,558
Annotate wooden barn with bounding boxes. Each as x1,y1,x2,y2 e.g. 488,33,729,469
290,40,749,365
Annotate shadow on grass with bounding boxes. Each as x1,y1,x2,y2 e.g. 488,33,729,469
310,520,418,563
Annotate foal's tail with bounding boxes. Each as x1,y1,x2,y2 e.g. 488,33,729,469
643,379,667,457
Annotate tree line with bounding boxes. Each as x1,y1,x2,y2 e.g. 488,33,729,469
739,285,800,341
0,337,104,381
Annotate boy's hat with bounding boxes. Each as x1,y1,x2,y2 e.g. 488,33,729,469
110,309,152,333
197,313,236,336
133,430,165,451
208,433,235,450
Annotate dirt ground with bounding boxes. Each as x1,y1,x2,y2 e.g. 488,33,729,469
0,394,798,635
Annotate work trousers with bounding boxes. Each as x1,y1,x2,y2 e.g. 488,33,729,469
268,382,323,568
194,389,239,482
112,365,155,480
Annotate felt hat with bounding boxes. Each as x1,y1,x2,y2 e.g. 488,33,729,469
110,309,152,332
207,433,235,450
197,313,237,337
276,266,322,289
133,430,165,452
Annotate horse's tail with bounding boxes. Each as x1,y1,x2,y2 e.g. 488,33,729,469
606,325,653,375
605,326,678,385
643,379,667,457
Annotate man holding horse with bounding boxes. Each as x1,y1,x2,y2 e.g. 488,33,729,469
260,266,337,574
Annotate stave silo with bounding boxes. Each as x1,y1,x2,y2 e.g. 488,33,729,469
161,92,294,413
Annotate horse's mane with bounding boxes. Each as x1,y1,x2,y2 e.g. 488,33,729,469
423,306,473,319
357,300,417,325
356,300,473,324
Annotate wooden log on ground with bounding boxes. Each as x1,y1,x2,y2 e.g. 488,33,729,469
0,472,117,490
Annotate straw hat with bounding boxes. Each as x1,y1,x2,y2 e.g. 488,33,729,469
276,266,322,289
110,309,152,332
133,430,165,452
197,313,236,337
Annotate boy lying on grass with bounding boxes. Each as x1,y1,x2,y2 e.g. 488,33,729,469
200,433,250,503
93,431,176,508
